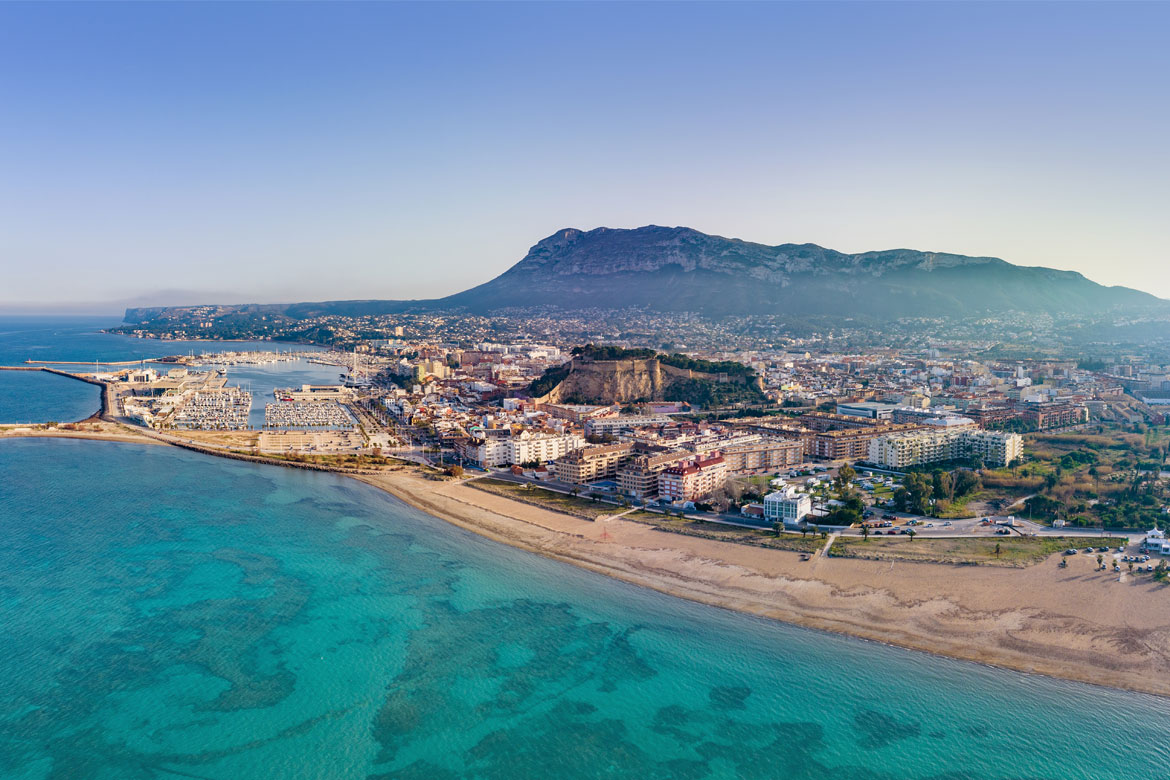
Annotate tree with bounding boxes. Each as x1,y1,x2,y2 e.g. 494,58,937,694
860,523,870,541
994,542,1002,560
953,469,982,498
932,470,955,502
906,528,917,542
773,521,783,538
904,472,933,515
835,464,856,492
893,487,910,512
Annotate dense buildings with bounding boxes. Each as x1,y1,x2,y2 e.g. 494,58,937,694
719,437,804,473
617,450,693,500
658,456,728,503
459,431,585,468
553,442,634,484
867,428,1023,469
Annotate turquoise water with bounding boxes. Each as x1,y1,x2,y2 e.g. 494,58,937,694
3,438,1170,780
0,371,100,423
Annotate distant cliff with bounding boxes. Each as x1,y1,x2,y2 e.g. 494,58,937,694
530,347,765,407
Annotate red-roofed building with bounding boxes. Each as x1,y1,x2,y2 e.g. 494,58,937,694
658,455,728,502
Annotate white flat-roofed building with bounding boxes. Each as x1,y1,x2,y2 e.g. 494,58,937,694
763,486,812,525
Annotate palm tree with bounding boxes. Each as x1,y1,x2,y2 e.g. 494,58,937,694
860,524,869,542
773,521,783,538
906,528,917,542
1096,553,1104,570
995,542,1002,560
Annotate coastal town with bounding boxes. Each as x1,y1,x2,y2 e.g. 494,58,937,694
5,328,1170,701
8,2,1170,775
7,335,1170,551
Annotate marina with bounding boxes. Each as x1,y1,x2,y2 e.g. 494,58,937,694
185,349,307,366
264,400,354,429
173,388,253,430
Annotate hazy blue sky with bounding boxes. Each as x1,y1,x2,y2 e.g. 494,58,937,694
2,1,1168,311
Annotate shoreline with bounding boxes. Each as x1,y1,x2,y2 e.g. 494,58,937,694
4,428,1168,698
351,468,1170,699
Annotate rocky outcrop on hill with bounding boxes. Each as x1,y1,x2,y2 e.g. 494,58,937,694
532,354,765,407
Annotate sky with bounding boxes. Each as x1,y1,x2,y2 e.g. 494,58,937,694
1,1,1168,312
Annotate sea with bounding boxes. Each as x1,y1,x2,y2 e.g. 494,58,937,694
2,315,1169,780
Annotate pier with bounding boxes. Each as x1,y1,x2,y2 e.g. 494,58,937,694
23,358,166,366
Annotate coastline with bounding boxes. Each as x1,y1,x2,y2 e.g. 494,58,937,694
0,423,162,447
5,425,1167,698
352,468,1170,699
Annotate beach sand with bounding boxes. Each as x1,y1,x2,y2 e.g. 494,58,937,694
0,422,162,446
355,469,1170,698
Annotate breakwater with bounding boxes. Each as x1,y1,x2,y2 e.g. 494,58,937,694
0,366,107,423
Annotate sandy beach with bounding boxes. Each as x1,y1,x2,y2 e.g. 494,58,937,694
0,422,163,446
355,469,1170,698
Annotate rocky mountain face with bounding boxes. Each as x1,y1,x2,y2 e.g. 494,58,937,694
439,226,1162,319
125,225,1166,324
500,226,997,280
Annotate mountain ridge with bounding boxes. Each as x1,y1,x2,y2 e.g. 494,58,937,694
124,225,1167,324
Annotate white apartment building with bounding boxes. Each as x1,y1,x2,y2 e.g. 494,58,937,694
867,428,1022,469
460,431,585,467
763,486,812,525
510,431,585,465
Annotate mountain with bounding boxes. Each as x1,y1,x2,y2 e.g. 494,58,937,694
125,226,1167,323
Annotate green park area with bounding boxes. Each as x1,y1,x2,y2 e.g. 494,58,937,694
624,511,824,553
831,535,1119,567
468,478,619,520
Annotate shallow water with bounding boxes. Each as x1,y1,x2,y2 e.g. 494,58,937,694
2,438,1169,780
0,370,100,423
